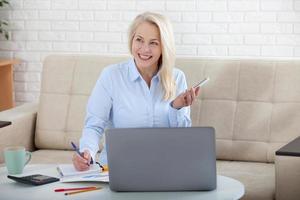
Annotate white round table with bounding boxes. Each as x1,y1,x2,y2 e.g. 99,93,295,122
0,164,244,200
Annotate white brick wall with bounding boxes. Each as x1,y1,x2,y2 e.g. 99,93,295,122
1,0,300,104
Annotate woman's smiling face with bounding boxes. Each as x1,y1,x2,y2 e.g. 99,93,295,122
131,21,162,72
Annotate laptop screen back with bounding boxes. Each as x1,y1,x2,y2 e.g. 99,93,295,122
105,127,216,192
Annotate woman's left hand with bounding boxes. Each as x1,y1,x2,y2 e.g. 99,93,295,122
171,87,200,109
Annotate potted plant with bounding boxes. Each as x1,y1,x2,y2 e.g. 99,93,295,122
0,0,10,40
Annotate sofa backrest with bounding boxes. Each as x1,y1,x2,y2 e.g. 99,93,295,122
35,55,126,151
36,55,300,163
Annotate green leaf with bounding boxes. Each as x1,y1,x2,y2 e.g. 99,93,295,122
0,0,10,40
0,0,9,7
5,31,9,40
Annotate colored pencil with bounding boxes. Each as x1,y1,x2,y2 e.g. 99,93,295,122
64,187,102,195
55,186,97,192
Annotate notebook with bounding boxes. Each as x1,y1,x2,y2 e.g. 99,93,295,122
57,164,109,183
57,164,101,177
105,127,216,192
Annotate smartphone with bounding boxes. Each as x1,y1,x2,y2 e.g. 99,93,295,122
193,77,210,88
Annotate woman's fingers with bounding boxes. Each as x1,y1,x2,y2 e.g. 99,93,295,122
172,87,201,109
185,90,192,105
72,152,90,171
187,87,201,105
184,88,195,106
195,87,200,96
83,150,91,164
190,88,195,103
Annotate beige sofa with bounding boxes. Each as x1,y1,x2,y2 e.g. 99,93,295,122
1,55,300,200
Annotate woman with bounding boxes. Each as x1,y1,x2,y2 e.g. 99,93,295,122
73,12,200,171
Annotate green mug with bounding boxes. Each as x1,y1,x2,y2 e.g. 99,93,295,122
4,146,31,174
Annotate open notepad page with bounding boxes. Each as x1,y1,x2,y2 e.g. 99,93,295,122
59,171,109,183
57,164,109,183
57,164,101,177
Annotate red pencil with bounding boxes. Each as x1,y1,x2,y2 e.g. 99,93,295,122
54,186,97,192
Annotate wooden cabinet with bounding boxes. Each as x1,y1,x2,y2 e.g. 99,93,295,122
0,59,19,111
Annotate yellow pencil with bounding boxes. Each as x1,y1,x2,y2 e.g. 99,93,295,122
64,187,102,195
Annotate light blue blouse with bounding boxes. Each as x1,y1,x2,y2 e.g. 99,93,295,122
80,58,191,159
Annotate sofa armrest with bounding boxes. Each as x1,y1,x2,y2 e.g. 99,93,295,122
0,103,38,163
275,136,300,200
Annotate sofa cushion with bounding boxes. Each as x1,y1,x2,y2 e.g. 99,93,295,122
217,160,275,200
177,59,300,162
29,150,74,164
35,56,127,150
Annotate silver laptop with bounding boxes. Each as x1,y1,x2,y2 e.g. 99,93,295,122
105,127,216,192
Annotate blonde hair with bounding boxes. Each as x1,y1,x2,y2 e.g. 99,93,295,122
128,12,176,100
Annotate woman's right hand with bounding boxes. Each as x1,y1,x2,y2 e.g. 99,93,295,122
72,150,91,171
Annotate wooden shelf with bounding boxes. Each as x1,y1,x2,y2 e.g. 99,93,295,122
0,59,20,111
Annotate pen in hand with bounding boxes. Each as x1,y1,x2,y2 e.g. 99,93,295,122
71,141,93,165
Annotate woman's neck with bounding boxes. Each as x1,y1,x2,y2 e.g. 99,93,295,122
137,65,158,88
